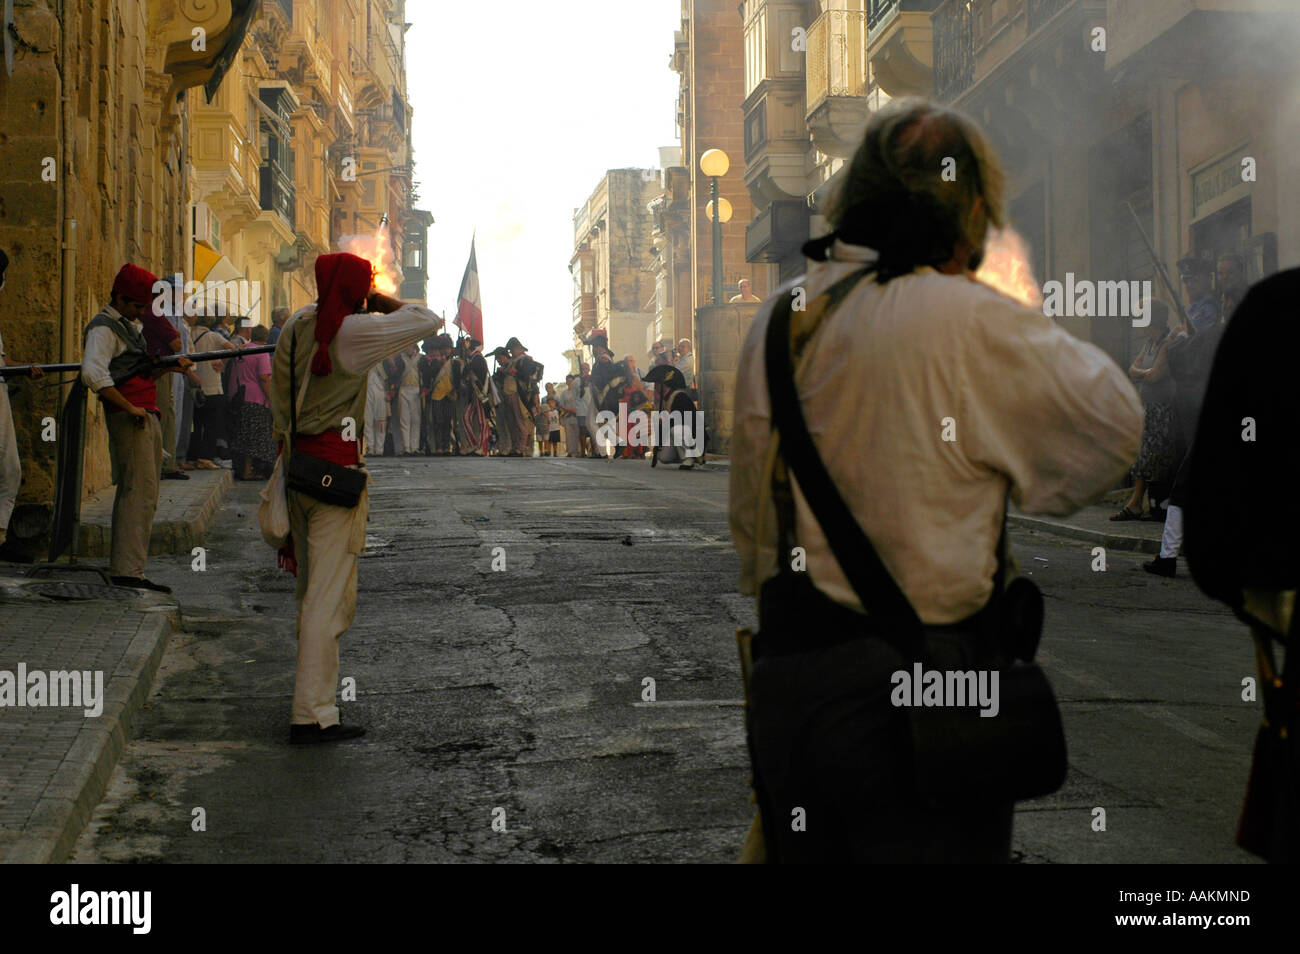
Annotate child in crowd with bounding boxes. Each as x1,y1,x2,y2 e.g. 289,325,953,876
545,397,561,457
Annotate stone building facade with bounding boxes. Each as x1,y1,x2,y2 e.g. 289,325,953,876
190,0,425,320
736,0,1300,377
570,169,660,369
0,0,429,556
673,0,767,313
0,0,257,549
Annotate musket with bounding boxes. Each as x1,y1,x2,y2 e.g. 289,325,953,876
1,344,277,382
1124,201,1192,333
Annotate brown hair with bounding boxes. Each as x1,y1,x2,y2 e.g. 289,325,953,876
828,98,1005,281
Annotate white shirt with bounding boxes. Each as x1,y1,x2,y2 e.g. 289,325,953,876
191,326,236,395
283,303,441,376
729,241,1144,625
674,353,695,388
81,306,138,392
557,386,580,416
574,378,596,417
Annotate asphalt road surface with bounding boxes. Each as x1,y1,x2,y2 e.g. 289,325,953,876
71,456,1259,863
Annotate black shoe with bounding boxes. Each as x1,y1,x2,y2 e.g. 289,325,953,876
1142,557,1176,578
162,471,191,480
110,575,173,594
289,723,366,745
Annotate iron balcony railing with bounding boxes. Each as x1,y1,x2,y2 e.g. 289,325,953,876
806,8,869,114
868,0,944,33
932,0,973,103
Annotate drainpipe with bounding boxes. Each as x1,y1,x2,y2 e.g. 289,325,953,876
58,0,75,375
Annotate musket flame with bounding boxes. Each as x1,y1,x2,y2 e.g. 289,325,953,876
974,227,1043,309
339,228,400,296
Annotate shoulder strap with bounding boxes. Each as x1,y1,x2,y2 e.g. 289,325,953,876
764,273,925,645
287,324,314,444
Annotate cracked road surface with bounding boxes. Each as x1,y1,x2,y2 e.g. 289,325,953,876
71,457,1258,863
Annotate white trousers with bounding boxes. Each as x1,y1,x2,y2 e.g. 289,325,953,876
0,387,21,538
397,386,420,453
365,388,387,456
1159,504,1184,560
288,485,369,727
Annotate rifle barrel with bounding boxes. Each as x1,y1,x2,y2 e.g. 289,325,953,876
1124,201,1191,328
1,344,277,379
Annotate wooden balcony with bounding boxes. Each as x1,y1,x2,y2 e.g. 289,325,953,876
805,8,873,158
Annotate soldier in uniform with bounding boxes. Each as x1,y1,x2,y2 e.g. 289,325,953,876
426,333,456,455
490,346,516,455
1144,255,1223,578
455,337,491,456
1217,252,1248,321
418,338,440,455
584,329,627,458
501,337,538,457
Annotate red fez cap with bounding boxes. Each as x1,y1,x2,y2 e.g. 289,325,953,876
112,263,159,307
312,252,374,376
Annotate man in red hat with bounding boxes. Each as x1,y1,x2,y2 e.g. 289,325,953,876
271,251,442,744
81,263,194,592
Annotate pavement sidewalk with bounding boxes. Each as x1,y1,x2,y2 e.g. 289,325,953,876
78,468,233,558
0,577,177,863
0,467,234,863
1010,495,1167,555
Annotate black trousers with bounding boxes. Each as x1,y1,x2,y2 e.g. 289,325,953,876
431,399,454,452
748,629,1014,863
192,394,227,461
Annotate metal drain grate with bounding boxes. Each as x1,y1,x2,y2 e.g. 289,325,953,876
24,581,139,602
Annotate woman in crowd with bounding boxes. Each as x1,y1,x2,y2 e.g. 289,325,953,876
190,312,242,468
1112,300,1176,521
231,324,276,480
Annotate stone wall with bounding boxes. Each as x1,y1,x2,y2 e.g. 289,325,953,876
0,0,244,556
695,300,758,454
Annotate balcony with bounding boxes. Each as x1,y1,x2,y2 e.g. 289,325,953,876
745,200,810,264
933,0,974,103
805,8,872,158
272,0,293,23
865,0,940,97
260,160,296,232
572,293,597,335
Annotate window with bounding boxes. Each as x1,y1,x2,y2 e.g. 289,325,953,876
744,3,769,98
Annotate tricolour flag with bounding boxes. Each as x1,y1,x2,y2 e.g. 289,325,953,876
454,237,483,343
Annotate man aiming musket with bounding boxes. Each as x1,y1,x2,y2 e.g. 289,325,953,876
11,264,276,591
76,264,195,593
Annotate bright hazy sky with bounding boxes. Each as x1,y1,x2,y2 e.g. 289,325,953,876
405,2,682,380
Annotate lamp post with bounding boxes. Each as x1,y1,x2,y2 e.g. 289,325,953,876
700,148,731,304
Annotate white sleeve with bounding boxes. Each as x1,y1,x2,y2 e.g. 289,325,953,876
961,294,1145,516
334,304,443,376
81,326,118,392
728,306,776,597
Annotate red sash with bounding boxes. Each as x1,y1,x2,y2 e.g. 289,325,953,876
295,429,359,465
107,373,158,414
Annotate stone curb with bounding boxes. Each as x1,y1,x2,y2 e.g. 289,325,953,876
77,469,233,558
1008,513,1162,555
1,604,177,864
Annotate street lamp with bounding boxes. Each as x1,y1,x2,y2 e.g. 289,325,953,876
700,148,730,305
